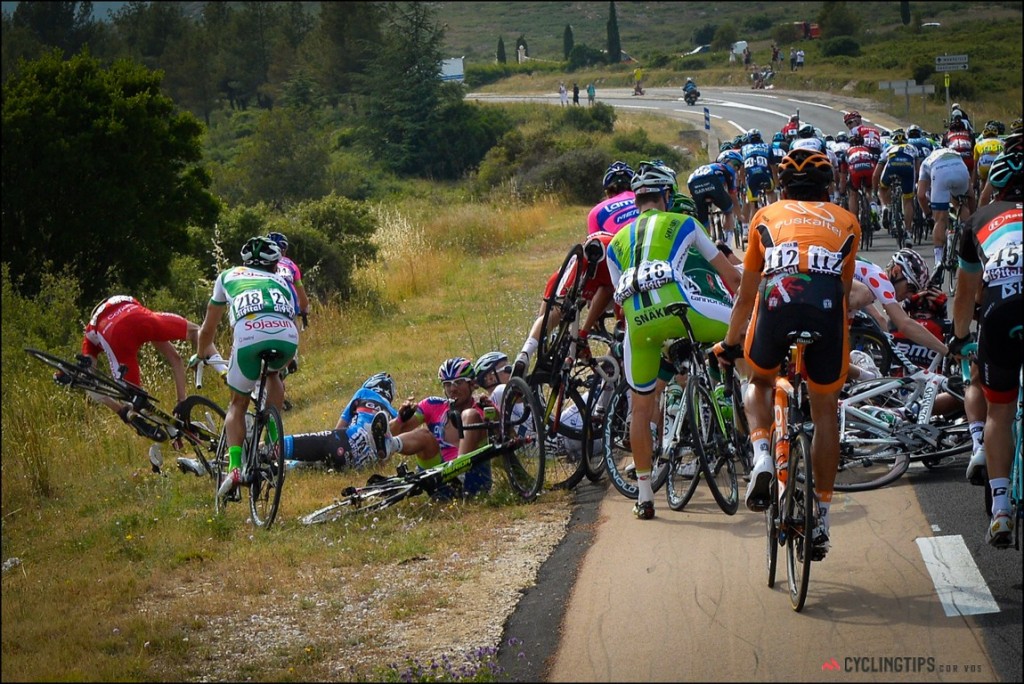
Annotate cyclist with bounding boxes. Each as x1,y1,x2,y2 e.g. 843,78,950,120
715,149,860,559
845,133,878,225
388,357,495,498
829,131,851,203
740,129,779,231
197,235,300,500
906,124,934,159
781,113,800,139
267,231,307,411
944,118,977,195
873,129,920,246
69,294,227,470
687,153,741,245
950,150,1023,549
606,161,742,520
271,373,395,473
844,110,882,159
971,122,1005,194
588,161,639,235
979,124,1022,205
847,249,949,380
770,132,789,172
917,145,972,271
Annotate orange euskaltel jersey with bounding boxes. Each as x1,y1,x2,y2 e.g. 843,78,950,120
744,200,861,286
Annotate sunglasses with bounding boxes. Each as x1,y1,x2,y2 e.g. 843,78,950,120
441,378,471,389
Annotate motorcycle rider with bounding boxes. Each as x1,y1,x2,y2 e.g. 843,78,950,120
683,77,699,103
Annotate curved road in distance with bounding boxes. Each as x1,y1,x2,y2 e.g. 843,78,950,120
476,86,1023,682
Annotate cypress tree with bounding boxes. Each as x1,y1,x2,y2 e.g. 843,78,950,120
606,1,621,63
497,36,506,63
563,24,574,60
900,0,911,25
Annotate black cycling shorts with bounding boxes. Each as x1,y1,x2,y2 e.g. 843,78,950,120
745,274,849,393
977,287,1022,402
687,175,733,225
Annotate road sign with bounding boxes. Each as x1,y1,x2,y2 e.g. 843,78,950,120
935,63,969,72
704,107,710,131
878,80,916,90
935,54,968,66
944,73,950,87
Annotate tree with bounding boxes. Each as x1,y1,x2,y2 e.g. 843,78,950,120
235,108,329,206
496,36,506,64
900,0,911,25
515,34,528,59
2,49,218,303
692,23,717,46
817,2,858,39
304,2,383,106
10,0,95,58
711,22,738,52
563,24,574,60
606,1,621,64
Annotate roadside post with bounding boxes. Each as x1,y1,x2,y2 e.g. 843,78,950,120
704,107,711,161
934,54,969,112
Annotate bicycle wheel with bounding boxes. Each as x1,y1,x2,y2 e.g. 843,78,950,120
249,405,285,528
531,377,588,491
25,347,132,402
666,408,701,512
765,433,781,588
848,325,892,377
832,444,909,491
299,481,417,524
603,380,669,499
581,332,616,483
945,231,959,295
535,244,585,378
785,431,814,612
175,395,225,479
500,376,545,501
689,374,739,515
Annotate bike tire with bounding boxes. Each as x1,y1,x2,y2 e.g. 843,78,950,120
766,432,781,589
25,347,133,402
249,405,285,529
535,244,585,379
665,409,701,512
175,395,226,480
500,376,545,501
832,445,909,491
603,380,669,500
848,325,893,377
689,375,739,515
785,430,814,612
300,481,418,524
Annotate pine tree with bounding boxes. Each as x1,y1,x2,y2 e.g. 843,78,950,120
900,0,911,25
497,36,506,63
606,1,621,63
563,24,574,60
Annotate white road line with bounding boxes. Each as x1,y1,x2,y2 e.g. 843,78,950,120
788,97,835,110
617,105,659,110
915,535,1000,617
673,109,723,119
703,99,791,119
727,119,746,132
723,91,779,99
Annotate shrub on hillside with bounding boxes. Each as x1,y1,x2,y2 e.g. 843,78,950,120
558,103,616,133
517,147,608,205
567,44,606,71
821,37,861,57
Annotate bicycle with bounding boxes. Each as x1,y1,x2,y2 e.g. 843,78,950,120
299,376,546,523
525,241,609,491
213,349,288,528
942,196,969,295
25,347,226,479
855,186,875,251
888,177,910,249
832,343,971,492
762,331,820,613
661,302,751,515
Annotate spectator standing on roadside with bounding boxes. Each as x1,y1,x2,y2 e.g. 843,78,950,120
559,81,568,106
771,43,780,65
572,82,580,106
790,47,797,71
587,82,596,106
796,49,805,70
743,46,752,67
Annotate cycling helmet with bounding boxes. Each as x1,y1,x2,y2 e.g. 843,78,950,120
888,249,930,292
686,76,693,83
987,151,1023,198
778,149,833,192
797,123,815,139
240,235,282,268
981,122,999,138
472,351,509,387
843,110,861,125
732,133,747,148
267,231,289,251
773,131,785,142
1003,130,1024,154
719,141,733,152
836,132,849,143
717,149,743,170
824,134,835,143
630,160,677,197
907,124,922,139
1011,117,1023,134
747,128,763,144
438,357,474,383
891,130,908,145
849,133,864,146
603,161,635,190
948,118,965,132
670,192,698,216
362,372,396,403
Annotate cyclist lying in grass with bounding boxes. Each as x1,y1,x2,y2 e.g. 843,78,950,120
387,357,496,499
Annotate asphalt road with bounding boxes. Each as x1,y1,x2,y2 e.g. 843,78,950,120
487,87,1022,683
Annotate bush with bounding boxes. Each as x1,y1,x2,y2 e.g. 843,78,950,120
820,37,861,57
673,56,707,71
567,43,606,71
912,63,934,84
558,104,616,133
517,147,608,204
744,15,774,33
772,23,801,45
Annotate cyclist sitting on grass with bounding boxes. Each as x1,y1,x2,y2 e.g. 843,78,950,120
197,235,300,500
715,149,860,560
62,294,227,472
387,357,495,498
950,150,1023,549
606,160,742,520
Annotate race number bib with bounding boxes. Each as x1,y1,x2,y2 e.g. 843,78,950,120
614,259,674,304
763,240,800,276
807,244,844,276
232,290,266,319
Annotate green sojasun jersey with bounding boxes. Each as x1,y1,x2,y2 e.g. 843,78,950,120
211,266,297,326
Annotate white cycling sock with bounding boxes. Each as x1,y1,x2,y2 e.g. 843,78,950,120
636,470,654,504
519,337,537,359
389,436,403,456
969,421,985,452
934,246,943,265
990,478,1010,515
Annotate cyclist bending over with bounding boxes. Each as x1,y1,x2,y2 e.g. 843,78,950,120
716,149,860,560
